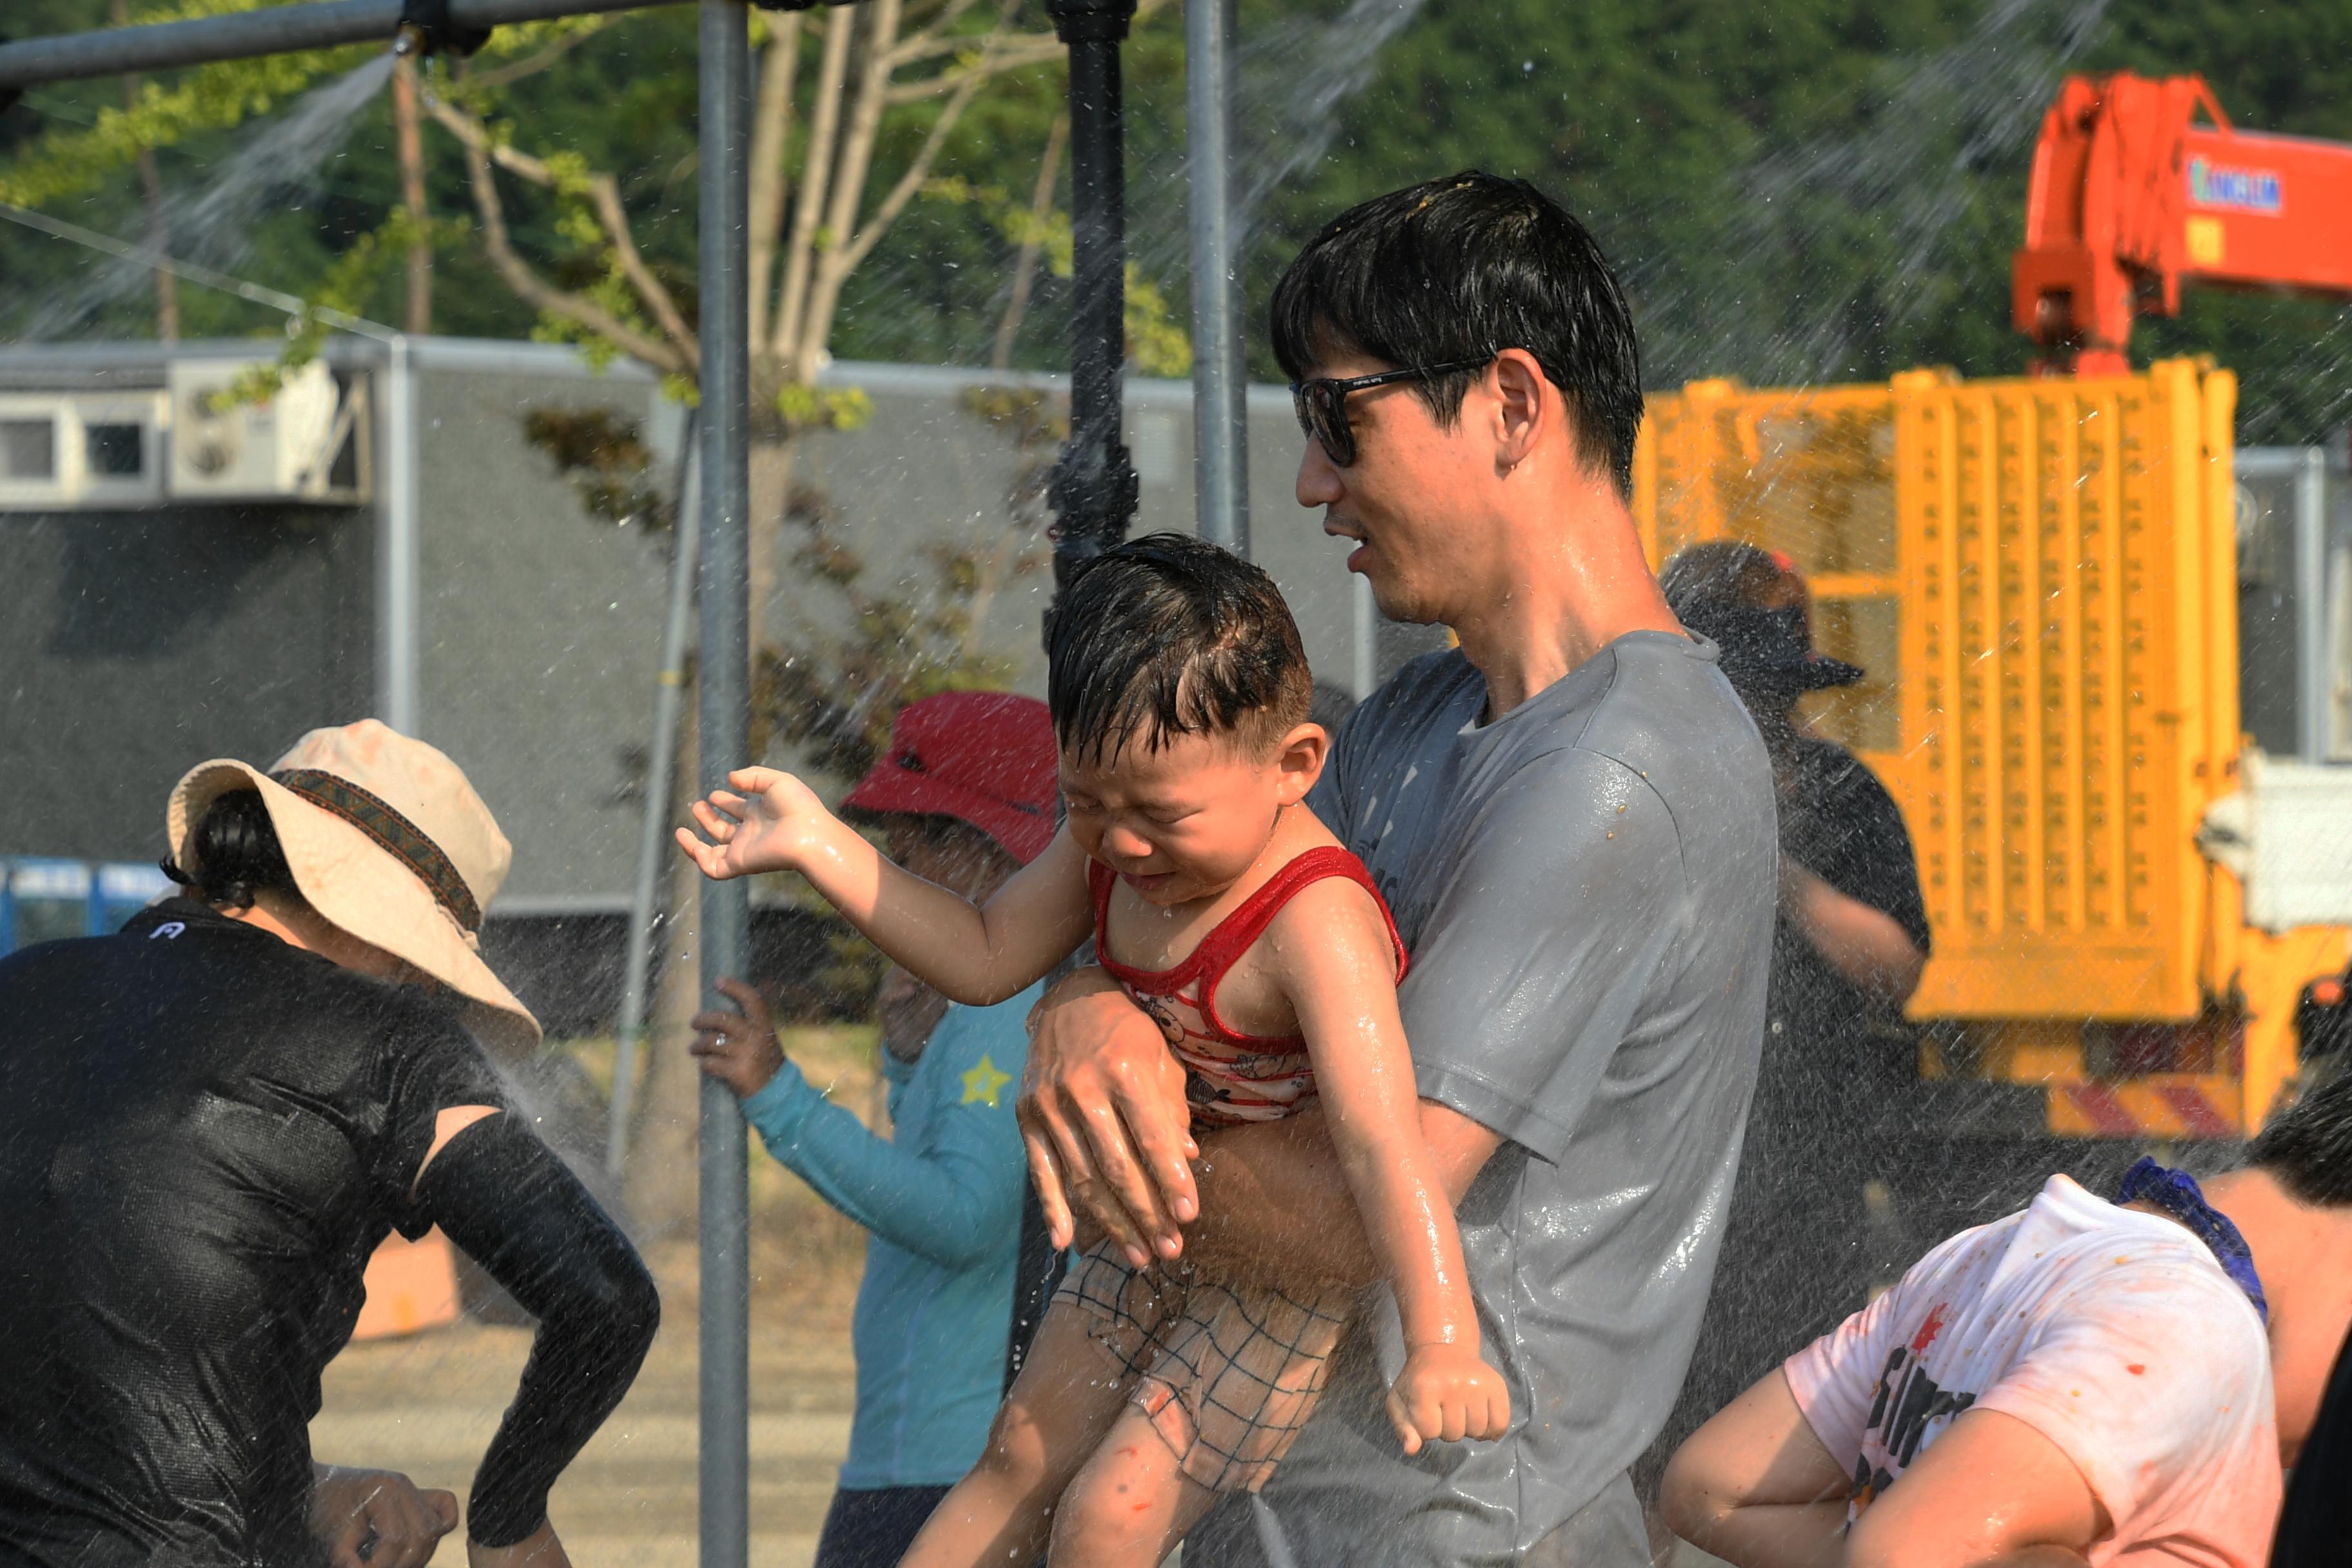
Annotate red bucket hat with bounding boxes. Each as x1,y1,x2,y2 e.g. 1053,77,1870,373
843,692,1058,865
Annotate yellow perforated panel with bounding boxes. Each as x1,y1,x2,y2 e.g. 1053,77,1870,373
1635,360,2242,1024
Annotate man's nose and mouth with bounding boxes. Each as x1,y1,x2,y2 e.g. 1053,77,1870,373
1325,511,1373,574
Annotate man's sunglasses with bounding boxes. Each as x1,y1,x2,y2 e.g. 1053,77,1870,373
1288,357,1492,467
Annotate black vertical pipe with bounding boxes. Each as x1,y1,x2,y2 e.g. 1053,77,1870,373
1046,0,1140,596
695,3,752,1565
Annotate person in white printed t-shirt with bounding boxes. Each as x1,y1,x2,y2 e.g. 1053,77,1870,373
1661,1068,2352,1568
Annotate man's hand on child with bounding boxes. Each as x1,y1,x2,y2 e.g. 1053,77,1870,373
674,767,831,881
690,976,786,1099
1019,967,1200,1266
1385,1344,1511,1456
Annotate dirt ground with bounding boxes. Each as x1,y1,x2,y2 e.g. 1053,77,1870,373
313,1026,884,1567
315,1244,860,1568
310,1025,1732,1567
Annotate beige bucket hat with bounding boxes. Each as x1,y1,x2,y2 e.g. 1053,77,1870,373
166,720,540,1054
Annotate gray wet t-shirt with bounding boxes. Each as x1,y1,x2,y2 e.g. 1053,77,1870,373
1188,632,1777,1568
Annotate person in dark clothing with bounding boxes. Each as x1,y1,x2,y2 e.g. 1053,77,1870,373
2273,1320,2352,1566
0,721,659,1568
1648,542,1933,1490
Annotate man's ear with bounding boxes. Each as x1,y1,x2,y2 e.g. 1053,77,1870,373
1493,348,1549,474
1273,722,1329,805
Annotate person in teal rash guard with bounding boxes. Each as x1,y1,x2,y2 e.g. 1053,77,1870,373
689,692,1057,1568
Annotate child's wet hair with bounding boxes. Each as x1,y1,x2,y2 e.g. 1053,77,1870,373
1047,533,1313,767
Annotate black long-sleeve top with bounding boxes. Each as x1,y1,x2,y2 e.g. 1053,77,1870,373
2273,1321,2352,1567
0,900,658,1566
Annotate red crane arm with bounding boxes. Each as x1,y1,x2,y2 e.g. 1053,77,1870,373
2012,72,2352,376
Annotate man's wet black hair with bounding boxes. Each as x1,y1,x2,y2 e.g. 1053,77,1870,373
1048,533,1312,765
159,789,300,910
2250,1067,2352,1208
1270,170,1643,501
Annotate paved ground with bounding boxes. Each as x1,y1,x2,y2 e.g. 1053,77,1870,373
313,1025,882,1566
315,1243,861,1567
315,1253,1740,1568
309,1023,1735,1567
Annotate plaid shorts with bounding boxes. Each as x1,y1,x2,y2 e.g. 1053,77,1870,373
1052,1239,1357,1494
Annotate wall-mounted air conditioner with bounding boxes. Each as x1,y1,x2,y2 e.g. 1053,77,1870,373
166,358,350,502
73,393,170,506
0,391,170,509
0,398,70,507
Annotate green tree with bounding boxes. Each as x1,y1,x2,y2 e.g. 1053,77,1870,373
1233,0,2352,442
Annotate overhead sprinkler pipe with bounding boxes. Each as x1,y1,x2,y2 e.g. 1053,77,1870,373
0,0,669,95
1046,0,1142,594
1185,0,1248,558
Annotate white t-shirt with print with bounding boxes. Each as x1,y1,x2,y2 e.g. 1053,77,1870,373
1784,1173,2278,1567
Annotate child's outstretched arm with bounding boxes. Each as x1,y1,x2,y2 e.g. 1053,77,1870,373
1271,881,1509,1455
676,767,1093,1006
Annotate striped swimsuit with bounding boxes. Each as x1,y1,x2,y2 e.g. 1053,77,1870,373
1052,845,1409,1493
1088,845,1407,1128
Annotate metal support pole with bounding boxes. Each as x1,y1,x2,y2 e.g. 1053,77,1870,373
694,3,751,1564
607,418,700,1183
2297,446,2329,764
378,334,421,733
0,0,667,93
1184,0,1247,556
1046,0,1141,598
1352,571,1377,699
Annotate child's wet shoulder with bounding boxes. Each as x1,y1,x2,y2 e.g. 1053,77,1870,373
1257,869,1401,977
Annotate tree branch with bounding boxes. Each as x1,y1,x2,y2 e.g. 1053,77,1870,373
882,34,1061,104
993,110,1064,369
772,3,855,364
884,0,987,67
794,0,902,381
747,14,800,351
836,58,985,279
821,0,902,259
456,133,686,375
427,95,692,366
424,97,556,187
883,0,1168,105
469,22,606,91
588,173,699,370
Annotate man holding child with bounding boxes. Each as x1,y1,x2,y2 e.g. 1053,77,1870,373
683,172,1777,1565
682,534,1511,1567
1012,172,1781,1566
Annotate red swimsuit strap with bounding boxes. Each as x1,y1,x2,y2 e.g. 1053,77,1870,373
1089,846,1409,1048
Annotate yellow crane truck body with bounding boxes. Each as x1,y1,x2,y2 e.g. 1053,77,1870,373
1632,358,2349,1141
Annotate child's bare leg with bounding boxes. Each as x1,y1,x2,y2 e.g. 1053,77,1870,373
899,1304,1139,1568
1044,1406,1222,1568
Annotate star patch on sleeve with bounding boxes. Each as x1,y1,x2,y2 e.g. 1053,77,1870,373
961,1053,1012,1108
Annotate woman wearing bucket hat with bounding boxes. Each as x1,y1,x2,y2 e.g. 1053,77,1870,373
1644,542,1932,1507
0,720,659,1568
687,691,1058,1568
